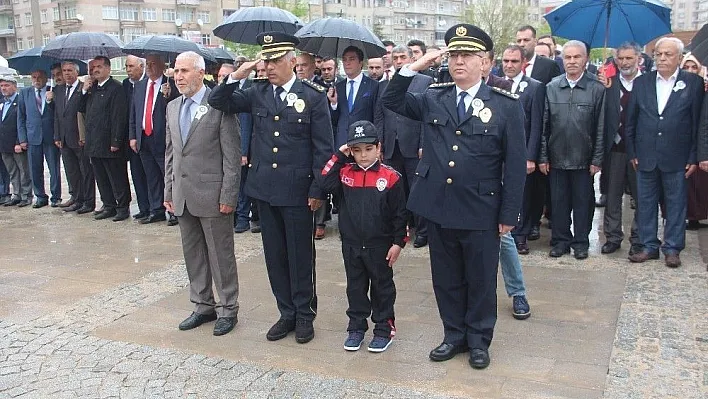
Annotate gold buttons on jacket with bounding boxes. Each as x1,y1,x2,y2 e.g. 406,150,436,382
274,131,280,137
448,161,455,167
455,130,462,136
273,147,278,153
452,145,459,151
446,178,453,184
274,116,280,121
272,163,278,168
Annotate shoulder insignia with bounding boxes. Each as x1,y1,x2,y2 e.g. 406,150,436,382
301,78,326,93
428,82,455,89
252,77,269,83
490,86,519,100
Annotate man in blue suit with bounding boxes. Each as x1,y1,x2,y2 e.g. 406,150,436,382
129,54,180,225
327,46,379,147
625,37,705,268
17,69,61,208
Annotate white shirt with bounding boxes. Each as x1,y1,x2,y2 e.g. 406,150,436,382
331,72,363,110
456,81,482,112
272,73,297,102
619,70,642,92
656,68,679,115
566,72,584,89
508,73,523,94
524,54,537,76
142,75,164,130
66,79,79,100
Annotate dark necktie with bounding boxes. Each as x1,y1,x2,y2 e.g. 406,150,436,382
65,86,70,105
274,86,284,107
457,91,467,121
347,80,355,112
35,89,42,114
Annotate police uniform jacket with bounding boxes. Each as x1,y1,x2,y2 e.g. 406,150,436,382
381,73,527,230
208,77,334,206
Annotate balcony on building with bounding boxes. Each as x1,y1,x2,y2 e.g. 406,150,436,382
120,19,145,29
177,0,200,6
54,18,82,31
0,26,13,37
0,0,11,14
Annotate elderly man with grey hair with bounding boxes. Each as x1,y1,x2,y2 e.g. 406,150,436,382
538,40,606,260
625,37,704,268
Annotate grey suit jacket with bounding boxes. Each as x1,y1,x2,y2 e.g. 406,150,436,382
164,86,241,218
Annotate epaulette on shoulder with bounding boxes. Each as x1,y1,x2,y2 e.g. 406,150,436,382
301,79,325,93
490,86,519,100
252,77,269,83
428,82,455,89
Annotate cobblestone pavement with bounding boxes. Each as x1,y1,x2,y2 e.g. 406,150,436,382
0,186,707,398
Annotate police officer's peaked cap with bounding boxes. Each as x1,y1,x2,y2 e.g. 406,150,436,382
444,24,493,53
256,31,300,60
347,121,378,146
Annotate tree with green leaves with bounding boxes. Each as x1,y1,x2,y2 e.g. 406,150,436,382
463,0,528,50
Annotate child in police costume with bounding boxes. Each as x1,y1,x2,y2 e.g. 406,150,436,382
320,120,409,353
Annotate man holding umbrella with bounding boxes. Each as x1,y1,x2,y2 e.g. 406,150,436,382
208,32,333,344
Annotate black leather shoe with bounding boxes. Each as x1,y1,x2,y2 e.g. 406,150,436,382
94,208,117,220
528,226,541,241
167,213,179,226
601,242,621,254
295,319,314,343
178,312,217,331
429,342,467,362
549,246,570,258
17,199,32,207
628,244,642,257
50,200,60,208
595,194,607,207
0,195,9,205
112,209,130,222
574,249,589,260
213,316,237,336
139,212,167,224
4,198,20,206
516,241,530,255
77,205,95,214
93,206,106,215
251,222,261,233
267,319,296,341
413,236,428,248
132,211,149,220
469,348,490,369
63,202,82,212
32,199,48,208
58,199,76,208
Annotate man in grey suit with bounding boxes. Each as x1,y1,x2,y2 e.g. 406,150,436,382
375,45,433,248
164,51,241,336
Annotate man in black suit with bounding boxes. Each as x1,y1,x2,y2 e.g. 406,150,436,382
129,54,180,226
122,55,150,220
53,61,95,214
375,45,433,248
625,38,704,268
327,46,379,147
501,45,545,255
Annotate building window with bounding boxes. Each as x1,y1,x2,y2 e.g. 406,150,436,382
102,6,118,20
201,33,211,46
122,27,145,43
24,12,31,26
27,36,33,48
63,6,76,20
40,9,48,23
106,31,120,42
14,14,20,28
178,9,194,22
162,8,175,21
53,7,59,21
7,40,15,52
16,38,22,50
12,0,18,4
42,33,50,45
120,6,139,21
142,8,157,21
197,11,210,23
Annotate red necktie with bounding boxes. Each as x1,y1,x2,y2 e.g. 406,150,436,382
522,62,530,76
384,70,390,80
145,81,155,136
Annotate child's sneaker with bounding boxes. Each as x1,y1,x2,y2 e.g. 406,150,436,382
344,330,366,351
367,335,392,353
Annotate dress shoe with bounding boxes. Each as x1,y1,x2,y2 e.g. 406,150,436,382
332,206,339,214
251,222,261,233
413,235,428,248
32,199,48,208
234,221,250,233
315,226,326,240
295,319,314,343
665,253,681,268
94,208,117,220
76,205,95,214
50,200,60,208
178,311,217,331
17,199,32,207
213,316,237,336
528,226,541,241
63,202,82,212
93,206,106,215
139,212,166,224
469,348,490,369
0,195,9,205
628,244,642,257
686,220,708,230
601,242,621,254
3,198,20,206
429,342,467,362
595,194,607,207
516,241,530,255
266,318,296,341
58,199,76,208
574,249,589,260
132,211,149,220
628,251,660,263
112,209,130,222
167,213,179,226
549,246,570,258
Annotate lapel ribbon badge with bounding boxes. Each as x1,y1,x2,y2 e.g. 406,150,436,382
195,105,208,120
672,80,686,93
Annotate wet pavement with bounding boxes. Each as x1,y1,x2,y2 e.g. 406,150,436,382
0,170,706,398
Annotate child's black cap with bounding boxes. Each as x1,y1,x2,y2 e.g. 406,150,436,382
347,120,378,146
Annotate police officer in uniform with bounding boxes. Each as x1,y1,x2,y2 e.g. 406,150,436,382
381,24,526,369
208,32,334,344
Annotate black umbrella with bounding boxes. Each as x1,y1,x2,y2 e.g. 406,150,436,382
688,23,708,65
123,35,216,63
8,46,88,75
209,47,235,64
42,32,124,60
294,18,385,59
213,6,303,45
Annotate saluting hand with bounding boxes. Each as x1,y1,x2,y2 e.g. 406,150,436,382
408,49,446,73
230,60,260,82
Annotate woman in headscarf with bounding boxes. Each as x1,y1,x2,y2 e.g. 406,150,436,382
682,53,708,229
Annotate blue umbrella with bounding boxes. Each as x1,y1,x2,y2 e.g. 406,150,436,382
8,46,88,75
543,0,672,48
